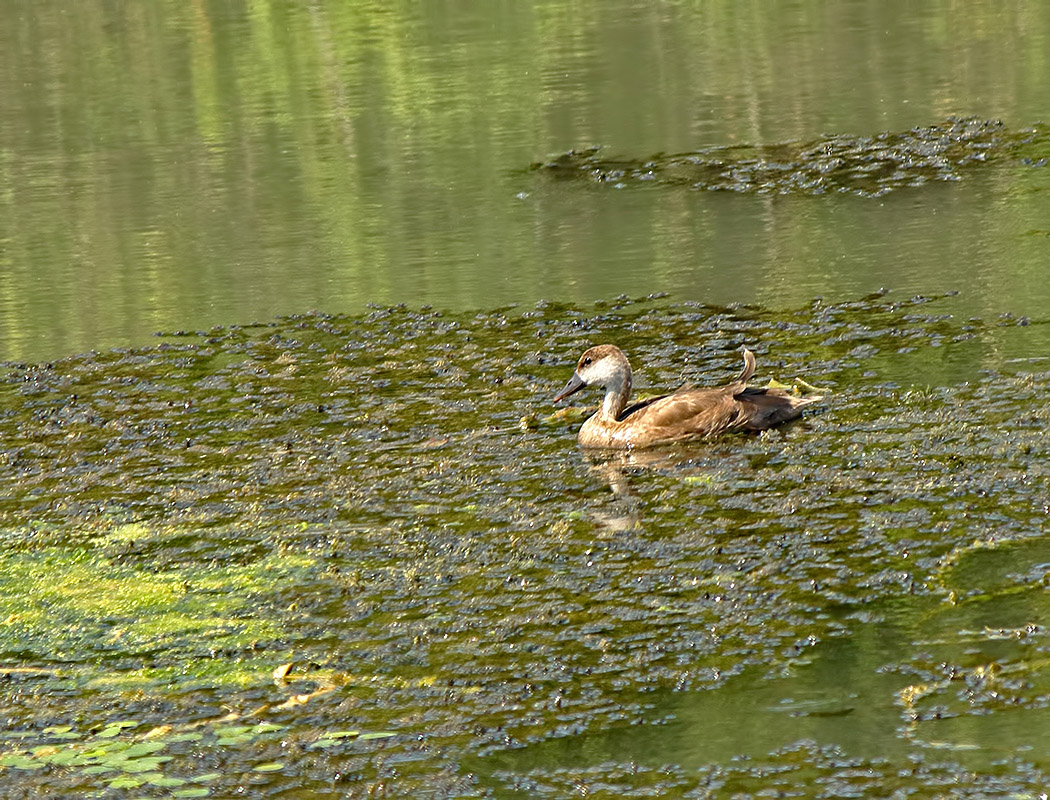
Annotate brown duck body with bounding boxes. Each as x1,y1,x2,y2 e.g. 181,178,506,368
553,344,821,448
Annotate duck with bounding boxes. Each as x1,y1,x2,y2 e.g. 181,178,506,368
553,344,821,448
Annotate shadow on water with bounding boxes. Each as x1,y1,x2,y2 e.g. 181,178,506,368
1,294,1050,796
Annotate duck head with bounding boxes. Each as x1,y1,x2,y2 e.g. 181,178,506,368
553,344,633,405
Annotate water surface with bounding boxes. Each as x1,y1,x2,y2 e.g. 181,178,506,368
2,2,1050,797
1,1,1049,360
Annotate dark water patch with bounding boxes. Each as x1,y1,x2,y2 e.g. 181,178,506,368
534,117,1050,197
1,294,1049,795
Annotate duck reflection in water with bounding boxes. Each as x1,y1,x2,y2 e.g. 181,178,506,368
579,446,736,532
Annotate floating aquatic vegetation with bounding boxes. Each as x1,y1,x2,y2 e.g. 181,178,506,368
0,526,318,685
493,739,1050,799
533,117,1049,196
1,294,1049,795
0,715,395,794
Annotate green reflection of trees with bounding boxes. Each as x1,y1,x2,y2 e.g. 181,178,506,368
0,1,1049,361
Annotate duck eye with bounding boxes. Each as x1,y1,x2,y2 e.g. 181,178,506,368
582,357,592,366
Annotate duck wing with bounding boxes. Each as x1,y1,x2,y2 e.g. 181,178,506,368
625,388,751,443
620,350,811,443
731,348,757,386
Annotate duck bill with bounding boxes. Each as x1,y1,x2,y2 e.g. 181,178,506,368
553,373,586,403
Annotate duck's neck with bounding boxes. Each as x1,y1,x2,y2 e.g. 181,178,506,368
600,368,632,422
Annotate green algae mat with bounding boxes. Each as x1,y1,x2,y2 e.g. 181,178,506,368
2,295,1050,797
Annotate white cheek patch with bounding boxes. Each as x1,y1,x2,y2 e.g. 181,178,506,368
585,358,619,385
